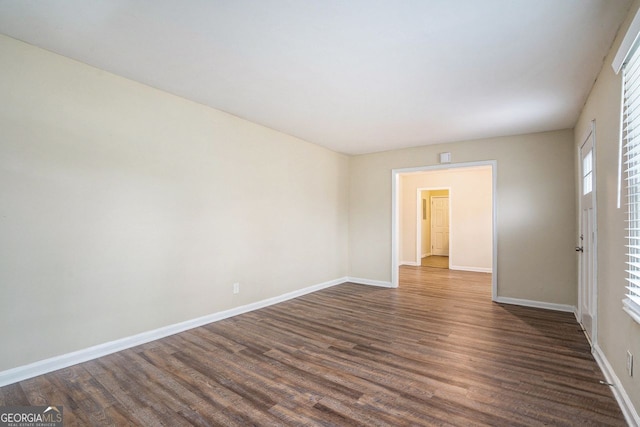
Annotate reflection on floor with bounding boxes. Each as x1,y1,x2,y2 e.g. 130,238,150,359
421,255,449,268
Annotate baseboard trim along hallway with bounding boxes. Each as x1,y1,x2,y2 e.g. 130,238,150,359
0,267,625,425
3,272,630,427
0,275,400,387
494,296,575,313
346,276,395,288
0,276,350,387
593,343,640,426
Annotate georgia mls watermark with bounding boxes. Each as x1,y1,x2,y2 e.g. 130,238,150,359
0,406,63,427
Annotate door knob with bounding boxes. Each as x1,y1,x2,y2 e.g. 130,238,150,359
575,246,584,252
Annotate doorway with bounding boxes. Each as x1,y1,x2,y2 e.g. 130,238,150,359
416,188,450,268
578,123,597,345
391,161,497,300
431,196,450,256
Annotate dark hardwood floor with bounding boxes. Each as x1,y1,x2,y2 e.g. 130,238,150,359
0,266,626,426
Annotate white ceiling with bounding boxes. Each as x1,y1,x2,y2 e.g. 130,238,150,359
0,0,632,154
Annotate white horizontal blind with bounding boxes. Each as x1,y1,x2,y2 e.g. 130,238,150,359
623,43,640,323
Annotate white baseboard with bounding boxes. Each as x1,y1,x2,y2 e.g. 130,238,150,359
593,344,640,427
347,276,395,288
0,276,348,387
450,265,492,273
400,260,420,266
494,296,575,313
421,252,431,258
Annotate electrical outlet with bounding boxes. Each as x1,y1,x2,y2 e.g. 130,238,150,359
233,283,240,294
627,350,634,377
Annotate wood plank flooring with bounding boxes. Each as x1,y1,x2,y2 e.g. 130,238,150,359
0,266,626,426
421,256,449,269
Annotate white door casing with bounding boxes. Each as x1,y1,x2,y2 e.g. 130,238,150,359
431,196,450,256
578,123,597,345
391,160,497,302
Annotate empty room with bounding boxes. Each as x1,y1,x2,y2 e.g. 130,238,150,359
1,0,640,425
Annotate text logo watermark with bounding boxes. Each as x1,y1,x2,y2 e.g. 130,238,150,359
0,406,63,427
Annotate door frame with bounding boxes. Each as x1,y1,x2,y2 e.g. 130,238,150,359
415,187,450,265
392,160,498,301
577,120,598,346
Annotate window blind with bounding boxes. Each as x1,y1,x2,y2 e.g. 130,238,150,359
623,42,640,323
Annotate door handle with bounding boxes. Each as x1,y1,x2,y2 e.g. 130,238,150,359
575,246,584,252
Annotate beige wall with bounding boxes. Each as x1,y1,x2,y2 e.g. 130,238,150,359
400,168,492,271
0,35,349,371
574,0,640,411
349,129,576,303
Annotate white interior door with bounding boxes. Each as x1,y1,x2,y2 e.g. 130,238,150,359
578,129,597,344
431,196,449,256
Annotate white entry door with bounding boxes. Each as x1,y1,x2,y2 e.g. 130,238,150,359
431,196,449,256
578,129,597,344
